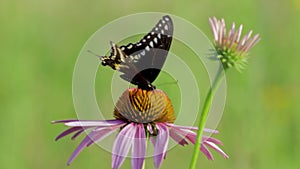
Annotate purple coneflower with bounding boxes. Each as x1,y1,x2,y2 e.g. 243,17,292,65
54,88,228,169
209,17,261,71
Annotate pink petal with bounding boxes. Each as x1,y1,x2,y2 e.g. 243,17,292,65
204,141,229,159
132,124,146,169
203,128,219,134
150,136,156,146
67,132,96,165
67,126,120,165
147,123,154,135
170,127,197,144
55,127,84,141
166,123,218,134
65,120,124,127
209,17,218,42
218,20,223,46
236,24,243,42
202,136,223,145
153,124,169,169
52,119,79,123
112,123,136,169
228,22,235,41
244,34,261,52
184,133,197,144
169,129,189,146
237,30,253,51
86,126,121,147
200,145,214,160
71,129,85,140
220,18,226,46
228,22,236,48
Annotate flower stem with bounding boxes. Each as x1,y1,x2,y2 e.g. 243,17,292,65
189,66,226,169
142,133,150,169
142,160,146,169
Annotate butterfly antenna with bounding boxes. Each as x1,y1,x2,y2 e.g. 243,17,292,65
87,50,102,58
156,80,179,87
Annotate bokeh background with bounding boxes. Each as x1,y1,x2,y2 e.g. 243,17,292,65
1,0,300,169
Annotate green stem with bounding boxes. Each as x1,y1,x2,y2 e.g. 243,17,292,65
189,66,226,169
142,160,146,169
142,132,149,169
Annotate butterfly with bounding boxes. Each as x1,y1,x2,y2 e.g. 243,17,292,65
100,15,173,90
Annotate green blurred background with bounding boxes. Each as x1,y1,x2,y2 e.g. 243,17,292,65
1,0,300,169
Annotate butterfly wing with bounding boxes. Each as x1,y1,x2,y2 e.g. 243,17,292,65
101,15,173,89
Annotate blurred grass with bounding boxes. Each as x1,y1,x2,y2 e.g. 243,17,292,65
1,0,300,169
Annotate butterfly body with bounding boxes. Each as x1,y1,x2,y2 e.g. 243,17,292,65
100,15,173,90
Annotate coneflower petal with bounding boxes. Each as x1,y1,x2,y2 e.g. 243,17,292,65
202,136,223,145
67,126,121,165
154,124,169,169
132,124,146,169
209,17,218,42
67,132,96,165
236,24,243,42
52,119,79,123
200,145,214,160
71,129,86,140
112,123,136,169
86,127,120,147
204,141,229,159
55,127,85,141
169,127,197,144
237,30,252,50
208,17,260,71
166,123,219,134
244,34,261,52
65,119,124,127
169,129,189,146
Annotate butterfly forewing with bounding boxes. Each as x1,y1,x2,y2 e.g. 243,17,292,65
100,15,173,90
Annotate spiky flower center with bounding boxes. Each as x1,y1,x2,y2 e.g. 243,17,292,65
114,88,176,124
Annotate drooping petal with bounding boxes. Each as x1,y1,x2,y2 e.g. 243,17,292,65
169,129,188,146
55,127,85,141
171,126,228,159
200,145,214,160
203,128,219,134
153,123,169,169
52,119,79,123
204,141,229,159
169,127,197,144
150,136,156,146
112,123,136,169
202,136,223,145
166,123,218,134
67,132,97,165
131,124,146,169
86,126,122,147
67,125,122,165
71,129,86,140
165,123,197,130
65,119,124,127
182,132,196,144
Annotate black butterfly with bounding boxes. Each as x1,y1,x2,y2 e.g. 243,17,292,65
100,15,173,90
